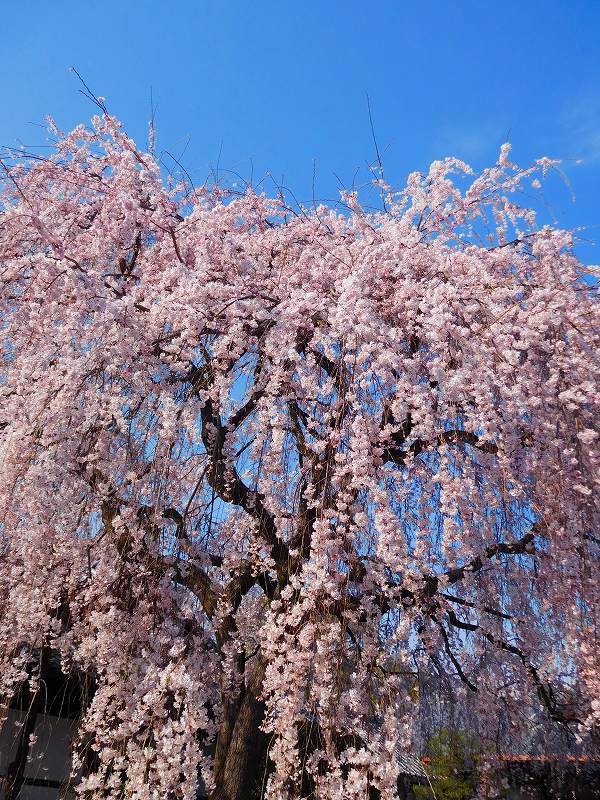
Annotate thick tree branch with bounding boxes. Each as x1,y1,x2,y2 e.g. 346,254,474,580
440,592,512,620
445,609,579,724
381,407,533,467
199,396,284,560
441,528,537,589
432,617,478,692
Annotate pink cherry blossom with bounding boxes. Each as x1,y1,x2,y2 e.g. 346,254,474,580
0,114,598,800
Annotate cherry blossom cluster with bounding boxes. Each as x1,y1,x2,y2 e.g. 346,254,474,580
0,114,597,800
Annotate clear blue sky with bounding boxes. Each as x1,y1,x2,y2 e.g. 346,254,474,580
1,0,599,262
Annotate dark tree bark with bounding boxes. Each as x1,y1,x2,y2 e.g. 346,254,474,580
209,657,269,800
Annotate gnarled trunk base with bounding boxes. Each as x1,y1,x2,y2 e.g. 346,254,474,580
209,659,269,800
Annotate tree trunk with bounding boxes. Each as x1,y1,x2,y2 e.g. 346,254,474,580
209,657,269,800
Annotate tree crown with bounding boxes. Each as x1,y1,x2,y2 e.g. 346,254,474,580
0,115,598,800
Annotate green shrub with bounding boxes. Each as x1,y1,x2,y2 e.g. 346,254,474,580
413,729,477,800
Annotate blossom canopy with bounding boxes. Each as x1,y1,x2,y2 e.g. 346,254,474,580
0,116,598,800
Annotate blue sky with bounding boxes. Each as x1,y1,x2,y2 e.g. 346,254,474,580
1,0,599,263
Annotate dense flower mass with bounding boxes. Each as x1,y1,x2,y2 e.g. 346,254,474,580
0,115,598,800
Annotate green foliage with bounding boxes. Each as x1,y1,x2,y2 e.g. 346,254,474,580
413,729,477,800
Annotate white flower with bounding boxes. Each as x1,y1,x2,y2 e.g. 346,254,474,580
573,484,592,496
577,428,598,445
